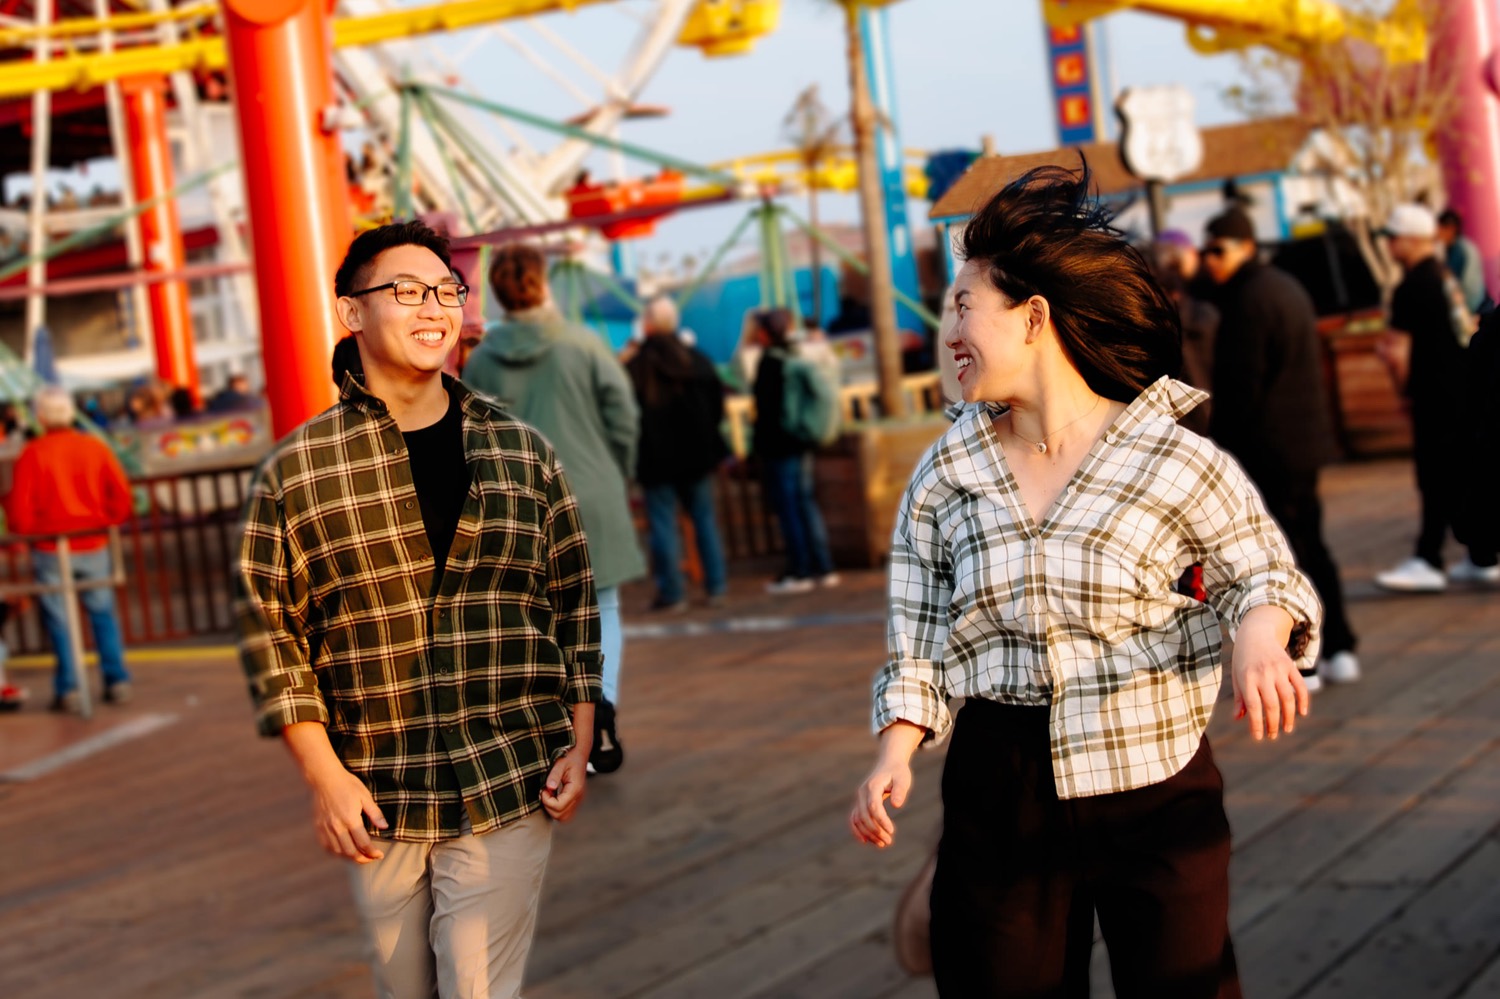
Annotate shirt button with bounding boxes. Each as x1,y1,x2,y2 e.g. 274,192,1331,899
1032,603,1043,614
405,500,415,510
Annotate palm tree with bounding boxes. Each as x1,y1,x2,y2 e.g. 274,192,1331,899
836,0,907,419
782,84,842,326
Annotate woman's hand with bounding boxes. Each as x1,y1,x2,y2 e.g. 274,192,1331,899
1231,605,1309,741
851,721,926,848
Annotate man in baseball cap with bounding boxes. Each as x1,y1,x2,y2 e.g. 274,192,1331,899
1374,203,1500,591
1379,203,1438,240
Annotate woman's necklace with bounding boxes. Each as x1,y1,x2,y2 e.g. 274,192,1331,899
1008,395,1103,455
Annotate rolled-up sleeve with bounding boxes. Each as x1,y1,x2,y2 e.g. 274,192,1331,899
234,467,328,737
1187,448,1323,669
544,456,602,705
874,478,954,743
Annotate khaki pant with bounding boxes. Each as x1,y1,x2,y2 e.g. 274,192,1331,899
348,811,552,999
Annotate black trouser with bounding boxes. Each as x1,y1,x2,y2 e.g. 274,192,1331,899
1413,415,1498,569
930,701,1240,999
1251,468,1357,656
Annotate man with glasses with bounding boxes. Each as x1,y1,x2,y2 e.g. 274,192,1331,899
1200,206,1362,690
237,220,601,999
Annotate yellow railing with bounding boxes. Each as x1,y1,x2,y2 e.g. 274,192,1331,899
0,0,779,100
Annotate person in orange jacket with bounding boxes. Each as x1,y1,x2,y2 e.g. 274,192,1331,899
5,386,133,712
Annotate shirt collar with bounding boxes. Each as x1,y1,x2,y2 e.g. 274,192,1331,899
339,371,482,420
952,376,1207,441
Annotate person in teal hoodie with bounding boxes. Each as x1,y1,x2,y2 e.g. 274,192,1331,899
463,243,644,774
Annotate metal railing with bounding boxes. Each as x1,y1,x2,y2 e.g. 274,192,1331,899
0,460,782,671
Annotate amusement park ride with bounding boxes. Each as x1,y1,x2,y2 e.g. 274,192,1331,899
0,0,1497,437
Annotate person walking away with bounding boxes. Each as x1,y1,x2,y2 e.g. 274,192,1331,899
238,221,600,999
852,163,1323,998
5,386,133,712
1373,204,1499,591
626,296,731,611
1201,206,1361,688
751,307,839,594
463,243,643,774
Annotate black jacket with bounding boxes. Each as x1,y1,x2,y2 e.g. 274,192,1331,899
752,350,807,460
1208,260,1339,477
1455,312,1500,555
626,335,729,486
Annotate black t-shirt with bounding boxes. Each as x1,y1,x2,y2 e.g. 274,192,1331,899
1390,255,1467,410
403,391,469,586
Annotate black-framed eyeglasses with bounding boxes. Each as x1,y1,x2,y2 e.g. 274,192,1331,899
348,280,468,308
1201,244,1230,260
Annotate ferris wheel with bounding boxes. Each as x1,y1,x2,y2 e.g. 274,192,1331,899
335,0,773,231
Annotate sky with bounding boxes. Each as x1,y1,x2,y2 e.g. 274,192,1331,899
426,0,1256,267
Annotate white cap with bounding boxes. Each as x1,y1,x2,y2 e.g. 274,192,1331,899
1383,204,1437,239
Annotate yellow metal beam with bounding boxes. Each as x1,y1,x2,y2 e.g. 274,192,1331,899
711,147,929,198
0,2,216,47
1042,0,1428,64
0,0,618,100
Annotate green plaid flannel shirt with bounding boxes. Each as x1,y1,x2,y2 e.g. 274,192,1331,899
237,375,601,841
876,377,1322,798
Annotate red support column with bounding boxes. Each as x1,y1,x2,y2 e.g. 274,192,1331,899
223,0,351,437
119,74,200,402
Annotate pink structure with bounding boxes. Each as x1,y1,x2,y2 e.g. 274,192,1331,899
1435,0,1500,298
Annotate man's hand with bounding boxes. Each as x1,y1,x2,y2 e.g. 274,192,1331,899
541,747,587,821
307,763,389,863
1231,606,1309,742
282,721,388,864
541,700,594,822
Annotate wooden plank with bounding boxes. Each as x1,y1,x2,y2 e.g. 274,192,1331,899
1303,836,1500,998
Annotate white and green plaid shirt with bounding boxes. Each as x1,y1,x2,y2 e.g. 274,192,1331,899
237,375,601,841
875,377,1322,798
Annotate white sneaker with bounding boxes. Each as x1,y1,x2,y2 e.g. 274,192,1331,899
1374,557,1448,593
1299,669,1323,694
817,572,842,588
764,576,816,595
1320,651,1361,684
1448,558,1500,586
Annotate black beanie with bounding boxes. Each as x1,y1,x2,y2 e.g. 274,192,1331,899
1205,207,1256,242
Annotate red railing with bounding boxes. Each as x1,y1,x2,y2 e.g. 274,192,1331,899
0,460,780,657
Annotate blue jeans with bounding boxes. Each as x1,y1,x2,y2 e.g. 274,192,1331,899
33,548,129,698
643,477,729,604
763,454,834,579
598,586,622,706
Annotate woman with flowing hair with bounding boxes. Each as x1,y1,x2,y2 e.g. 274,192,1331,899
851,162,1323,997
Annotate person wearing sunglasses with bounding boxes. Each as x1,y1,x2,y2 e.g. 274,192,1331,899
238,220,602,999
1200,206,1362,690
853,164,1323,998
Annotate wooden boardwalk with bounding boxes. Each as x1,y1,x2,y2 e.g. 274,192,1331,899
1,458,1497,998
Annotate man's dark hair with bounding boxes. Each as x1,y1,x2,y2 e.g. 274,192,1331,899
489,243,549,312
960,159,1181,402
753,308,794,349
1438,208,1463,232
334,219,452,298
332,334,364,387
